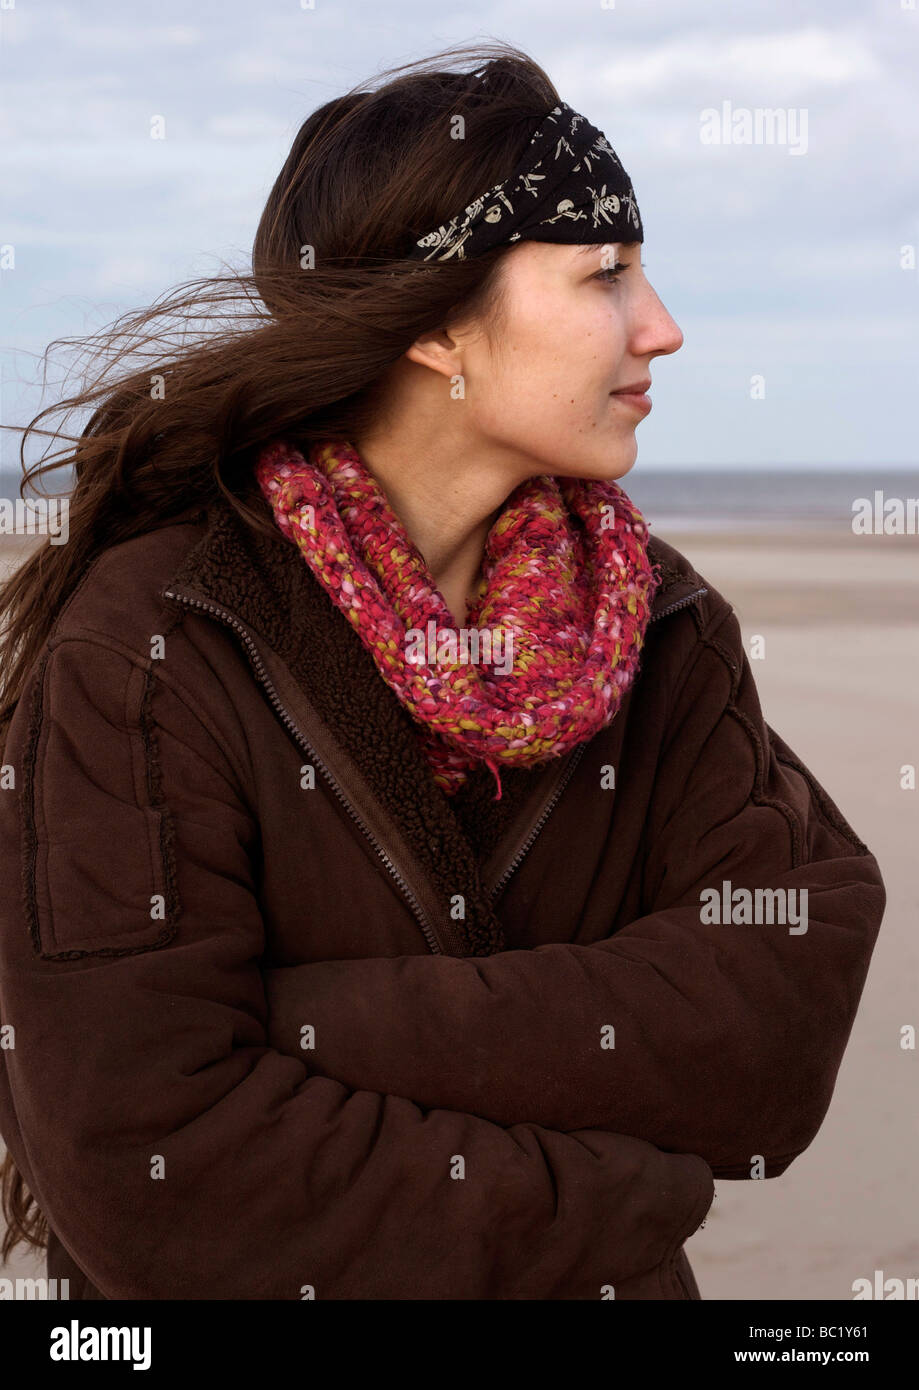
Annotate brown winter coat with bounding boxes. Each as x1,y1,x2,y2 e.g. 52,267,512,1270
0,486,885,1299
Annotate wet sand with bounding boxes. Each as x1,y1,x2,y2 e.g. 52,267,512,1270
665,529,918,1299
0,528,915,1299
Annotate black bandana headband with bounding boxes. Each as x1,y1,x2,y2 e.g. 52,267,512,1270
407,101,643,262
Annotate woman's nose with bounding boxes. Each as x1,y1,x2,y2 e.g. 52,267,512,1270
634,284,683,359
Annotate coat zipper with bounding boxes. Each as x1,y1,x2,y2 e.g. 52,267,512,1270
488,741,588,901
162,588,445,955
488,585,708,899
162,582,708,955
648,586,708,624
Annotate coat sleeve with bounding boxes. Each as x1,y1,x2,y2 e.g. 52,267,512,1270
0,636,713,1300
263,603,886,1180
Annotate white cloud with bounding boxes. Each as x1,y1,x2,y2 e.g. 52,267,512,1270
205,113,294,140
0,0,914,465
589,27,881,103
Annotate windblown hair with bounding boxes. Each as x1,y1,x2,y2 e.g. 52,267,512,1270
0,39,561,1259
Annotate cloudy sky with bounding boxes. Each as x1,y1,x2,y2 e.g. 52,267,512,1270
1,0,917,477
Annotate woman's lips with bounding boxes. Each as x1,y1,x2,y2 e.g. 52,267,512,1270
610,389,652,415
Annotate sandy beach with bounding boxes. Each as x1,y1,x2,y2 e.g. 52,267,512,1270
664,528,918,1300
0,527,915,1300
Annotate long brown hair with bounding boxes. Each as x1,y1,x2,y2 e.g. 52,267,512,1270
0,40,561,1260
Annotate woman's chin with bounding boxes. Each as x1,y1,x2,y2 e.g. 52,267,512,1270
561,446,639,484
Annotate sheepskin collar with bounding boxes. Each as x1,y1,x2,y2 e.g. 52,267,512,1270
162,487,706,956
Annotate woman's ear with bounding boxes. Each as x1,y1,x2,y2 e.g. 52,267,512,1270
403,325,465,381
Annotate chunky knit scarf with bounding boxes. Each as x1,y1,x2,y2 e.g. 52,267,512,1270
255,439,661,800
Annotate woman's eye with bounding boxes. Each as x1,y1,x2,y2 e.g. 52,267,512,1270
594,259,647,285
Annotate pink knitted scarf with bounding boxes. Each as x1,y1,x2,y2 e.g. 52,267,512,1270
255,438,661,800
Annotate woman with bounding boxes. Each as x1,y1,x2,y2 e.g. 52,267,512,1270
0,42,885,1300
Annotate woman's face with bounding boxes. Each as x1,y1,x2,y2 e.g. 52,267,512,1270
441,239,683,486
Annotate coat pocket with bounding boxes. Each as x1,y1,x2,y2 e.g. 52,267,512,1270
22,644,179,959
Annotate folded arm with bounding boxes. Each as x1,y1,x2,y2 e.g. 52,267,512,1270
0,637,712,1299
264,605,886,1178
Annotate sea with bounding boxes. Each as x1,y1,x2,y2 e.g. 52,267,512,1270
2,467,917,536
620,467,919,534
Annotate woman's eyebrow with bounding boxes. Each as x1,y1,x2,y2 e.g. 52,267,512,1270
573,242,616,257
572,240,641,259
